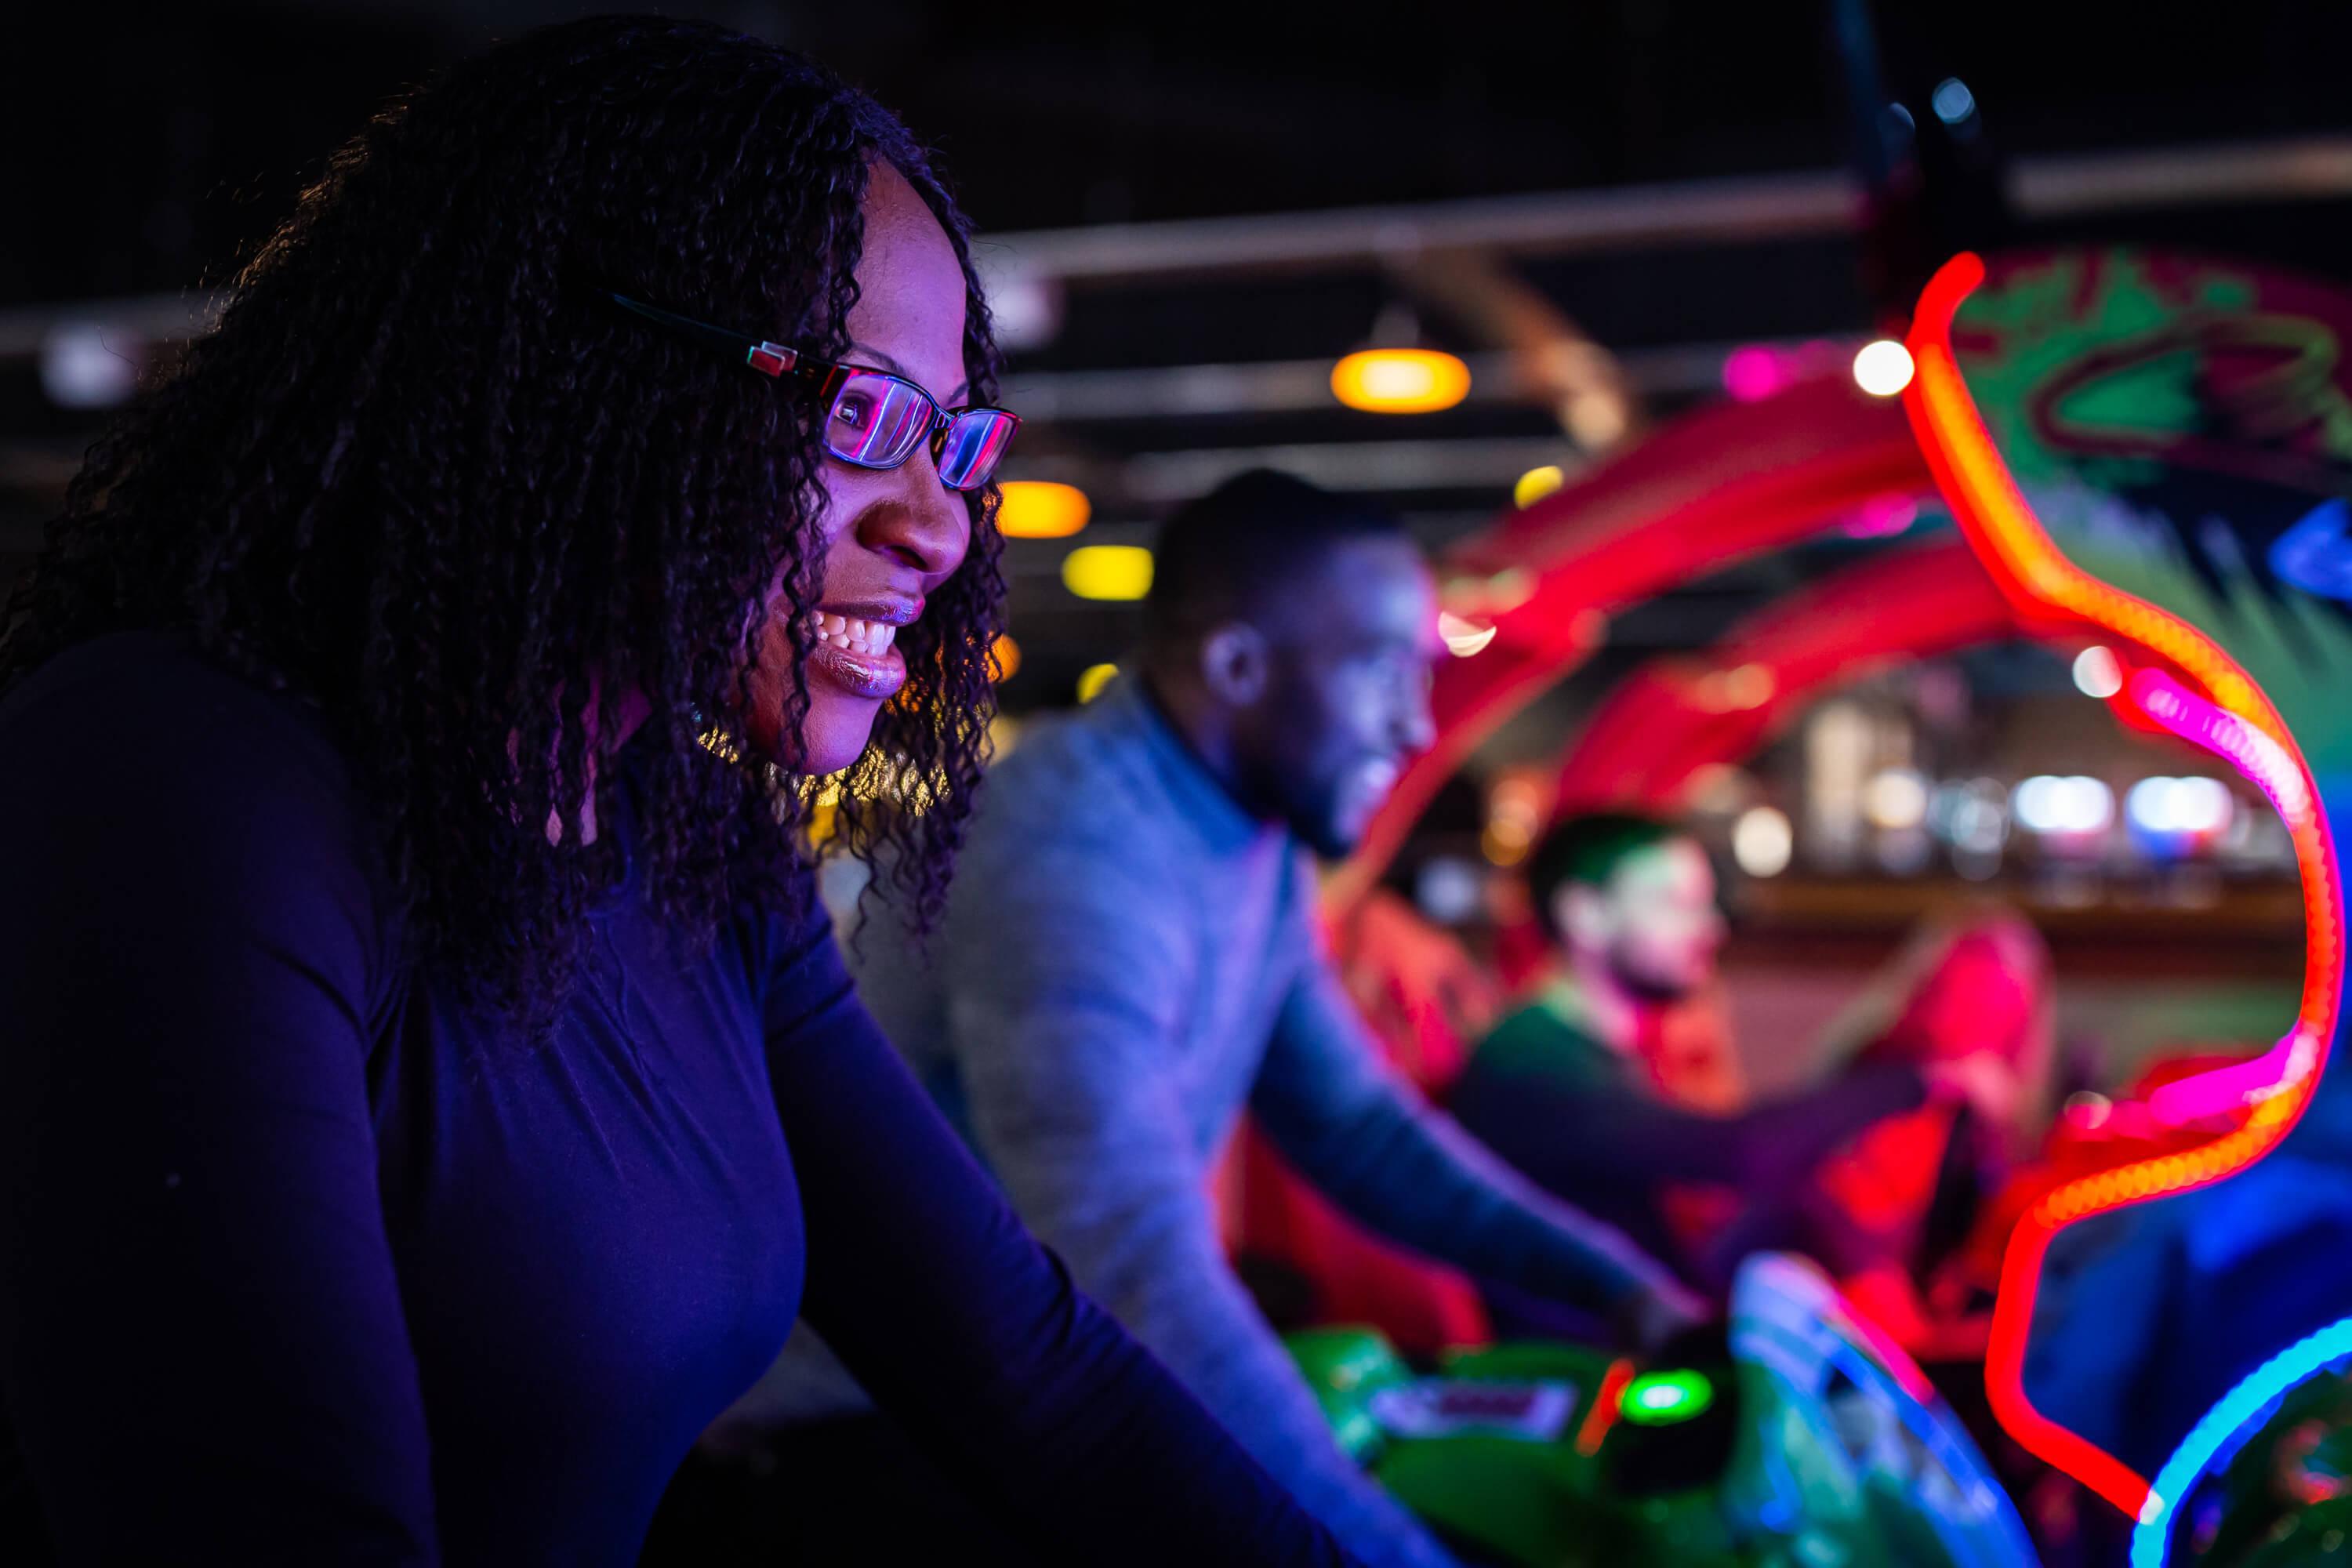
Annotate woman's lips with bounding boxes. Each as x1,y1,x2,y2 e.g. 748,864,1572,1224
807,637,906,701
809,606,917,700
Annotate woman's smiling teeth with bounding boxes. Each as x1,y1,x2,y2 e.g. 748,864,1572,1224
813,612,898,655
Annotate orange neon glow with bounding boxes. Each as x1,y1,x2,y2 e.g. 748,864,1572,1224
1902,252,2345,1517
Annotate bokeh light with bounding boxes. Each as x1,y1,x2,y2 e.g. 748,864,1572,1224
1513,464,1567,510
1932,77,1978,125
1061,545,1154,601
1852,338,1915,397
2013,775,2115,837
1863,768,1929,830
1732,805,1794,877
1076,662,1120,703
1330,348,1472,414
2073,644,2125,699
1437,611,1498,657
996,481,1091,539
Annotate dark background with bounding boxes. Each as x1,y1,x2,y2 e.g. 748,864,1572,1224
7,1,2352,695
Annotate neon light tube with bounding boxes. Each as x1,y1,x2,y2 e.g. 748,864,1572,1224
2131,1314,2352,1567
1902,253,2344,1517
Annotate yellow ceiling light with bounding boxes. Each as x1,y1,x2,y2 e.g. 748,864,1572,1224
996,480,1091,539
1061,544,1154,601
1330,348,1472,415
989,633,1022,682
1076,662,1120,703
1513,464,1567,510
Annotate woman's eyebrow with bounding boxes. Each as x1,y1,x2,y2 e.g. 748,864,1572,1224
846,341,969,406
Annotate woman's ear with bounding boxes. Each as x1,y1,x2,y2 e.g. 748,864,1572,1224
1198,622,1271,707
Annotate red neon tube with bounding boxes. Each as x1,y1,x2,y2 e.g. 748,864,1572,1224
1901,253,2345,1517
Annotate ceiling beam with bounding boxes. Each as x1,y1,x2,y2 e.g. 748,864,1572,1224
998,338,1792,423
977,134,2352,285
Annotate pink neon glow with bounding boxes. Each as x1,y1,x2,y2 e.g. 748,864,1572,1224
2129,669,2314,829
1720,339,1848,403
2130,666,2321,1126
1721,346,1786,402
1839,1301,1937,1405
2148,1032,2307,1126
1842,495,1919,539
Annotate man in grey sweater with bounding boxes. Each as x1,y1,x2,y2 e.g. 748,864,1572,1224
759,471,1698,1568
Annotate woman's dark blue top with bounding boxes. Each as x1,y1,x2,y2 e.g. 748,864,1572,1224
0,634,1352,1567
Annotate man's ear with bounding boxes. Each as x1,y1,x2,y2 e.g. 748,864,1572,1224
1199,622,1270,706
1552,882,1612,953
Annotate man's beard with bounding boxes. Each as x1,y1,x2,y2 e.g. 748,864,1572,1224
1233,749,1356,858
1608,951,1698,1007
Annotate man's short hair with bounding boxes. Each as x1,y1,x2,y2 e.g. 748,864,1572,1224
1144,469,1408,644
1526,811,1685,940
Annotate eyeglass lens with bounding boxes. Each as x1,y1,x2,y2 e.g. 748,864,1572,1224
822,372,1015,492
826,374,935,469
937,410,1017,491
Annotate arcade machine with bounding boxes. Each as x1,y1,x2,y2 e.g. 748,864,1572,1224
1252,245,2352,1566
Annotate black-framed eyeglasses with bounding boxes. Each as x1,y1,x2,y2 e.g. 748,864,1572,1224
606,291,1018,492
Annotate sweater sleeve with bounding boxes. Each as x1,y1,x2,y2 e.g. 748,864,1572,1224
0,641,437,1564
1447,1053,1930,1199
920,833,1464,1568
1253,946,1682,1319
761,904,1361,1568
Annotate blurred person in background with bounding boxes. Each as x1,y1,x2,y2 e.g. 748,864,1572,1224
1448,812,2042,1314
735,470,1704,1568
0,20,1368,1567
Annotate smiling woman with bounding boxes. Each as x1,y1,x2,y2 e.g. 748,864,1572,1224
0,16,1354,1568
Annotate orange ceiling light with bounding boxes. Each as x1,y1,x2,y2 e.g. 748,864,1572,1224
996,480,1092,539
1330,348,1472,414
1903,252,2343,1519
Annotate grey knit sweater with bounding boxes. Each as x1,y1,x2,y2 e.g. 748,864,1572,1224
756,677,1673,1568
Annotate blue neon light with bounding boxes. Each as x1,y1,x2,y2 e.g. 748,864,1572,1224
2269,499,2352,604
2131,1314,2352,1568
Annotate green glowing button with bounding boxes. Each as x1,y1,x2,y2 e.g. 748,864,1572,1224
1619,1369,1714,1425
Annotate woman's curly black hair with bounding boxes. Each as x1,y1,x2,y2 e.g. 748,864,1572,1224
0,15,1005,1023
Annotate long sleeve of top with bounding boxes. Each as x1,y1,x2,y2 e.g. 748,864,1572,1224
0,644,437,1563
0,633,1357,1568
1252,959,1682,1317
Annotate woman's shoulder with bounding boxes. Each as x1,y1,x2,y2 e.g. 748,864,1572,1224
0,630,381,899
5,625,349,761
5,628,334,748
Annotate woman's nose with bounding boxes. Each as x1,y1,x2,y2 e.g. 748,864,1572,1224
859,450,971,579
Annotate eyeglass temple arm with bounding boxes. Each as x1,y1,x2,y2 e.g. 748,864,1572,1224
606,292,799,378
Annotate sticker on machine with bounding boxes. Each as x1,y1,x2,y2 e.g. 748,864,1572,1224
1367,1379,1577,1443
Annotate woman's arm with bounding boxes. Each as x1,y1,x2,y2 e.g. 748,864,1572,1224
760,910,1359,1568
0,641,437,1563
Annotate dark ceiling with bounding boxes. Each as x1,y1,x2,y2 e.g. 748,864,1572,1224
10,0,2352,298
6,1,2352,710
